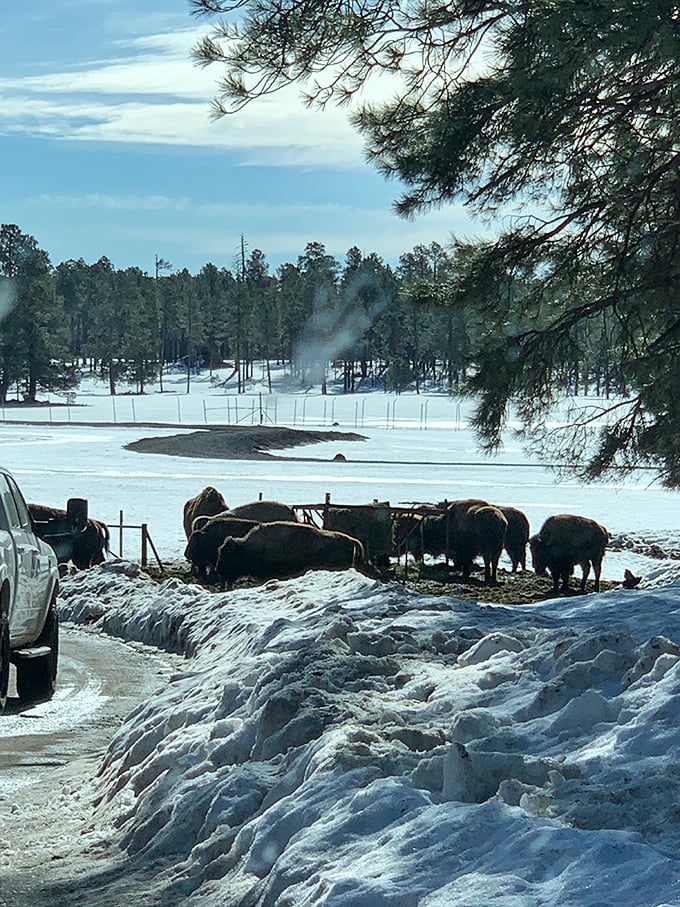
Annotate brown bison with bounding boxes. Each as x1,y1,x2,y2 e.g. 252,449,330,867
423,499,507,584
529,514,608,593
183,486,228,539
454,504,508,584
498,506,530,572
184,515,259,580
215,521,364,588
29,503,110,570
324,502,393,568
437,499,529,573
392,504,439,559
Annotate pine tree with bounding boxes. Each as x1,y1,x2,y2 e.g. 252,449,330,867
0,225,70,404
191,1,680,486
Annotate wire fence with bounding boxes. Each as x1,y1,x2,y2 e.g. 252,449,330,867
0,392,469,431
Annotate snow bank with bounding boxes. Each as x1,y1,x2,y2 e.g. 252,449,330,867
58,563,680,905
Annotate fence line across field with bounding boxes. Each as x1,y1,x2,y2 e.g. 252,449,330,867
0,392,466,431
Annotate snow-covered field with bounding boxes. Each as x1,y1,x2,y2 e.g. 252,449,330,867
1,367,678,579
5,367,680,905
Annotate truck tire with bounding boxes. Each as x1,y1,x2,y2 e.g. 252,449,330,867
15,599,59,703
0,608,9,710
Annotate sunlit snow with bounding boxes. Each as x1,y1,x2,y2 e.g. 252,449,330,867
4,367,680,905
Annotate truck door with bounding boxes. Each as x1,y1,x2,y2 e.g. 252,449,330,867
0,474,38,643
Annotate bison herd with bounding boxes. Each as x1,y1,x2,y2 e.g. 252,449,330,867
182,487,362,588
24,485,611,596
183,486,611,595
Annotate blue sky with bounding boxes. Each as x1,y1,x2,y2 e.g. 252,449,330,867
1,1,485,276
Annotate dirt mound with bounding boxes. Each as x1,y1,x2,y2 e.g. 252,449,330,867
126,425,366,460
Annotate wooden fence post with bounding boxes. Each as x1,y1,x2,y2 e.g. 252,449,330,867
141,523,148,567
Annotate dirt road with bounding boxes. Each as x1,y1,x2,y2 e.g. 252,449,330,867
0,628,177,907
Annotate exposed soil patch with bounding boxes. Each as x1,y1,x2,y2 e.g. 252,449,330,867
143,559,619,607
125,425,366,460
395,561,619,605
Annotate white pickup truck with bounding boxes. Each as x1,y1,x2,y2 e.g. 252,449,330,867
0,466,60,710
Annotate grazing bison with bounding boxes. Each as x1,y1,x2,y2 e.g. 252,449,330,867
529,514,608,593
215,520,364,588
423,499,507,584
29,503,110,570
392,504,439,560
437,499,529,573
224,500,298,523
183,486,228,539
184,515,259,580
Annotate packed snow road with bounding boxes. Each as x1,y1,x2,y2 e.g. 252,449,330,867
0,627,177,907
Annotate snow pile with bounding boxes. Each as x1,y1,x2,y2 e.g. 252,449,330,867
58,564,680,906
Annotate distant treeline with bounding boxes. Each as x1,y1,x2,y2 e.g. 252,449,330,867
0,224,622,404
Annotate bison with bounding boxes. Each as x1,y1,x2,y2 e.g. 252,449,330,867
498,506,530,572
392,504,439,560
184,515,259,580
529,514,608,593
215,520,364,588
423,499,508,583
183,486,228,539
29,503,110,570
437,499,529,573
453,504,508,584
324,502,393,569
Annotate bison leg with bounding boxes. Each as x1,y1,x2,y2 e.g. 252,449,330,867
579,561,591,592
592,558,602,592
484,555,500,585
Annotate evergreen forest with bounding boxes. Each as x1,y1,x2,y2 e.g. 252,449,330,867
0,223,621,409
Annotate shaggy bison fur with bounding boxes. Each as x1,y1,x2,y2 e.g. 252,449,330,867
453,503,508,584
183,486,228,539
529,513,608,593
498,506,530,572
224,500,298,523
215,520,364,588
437,499,529,573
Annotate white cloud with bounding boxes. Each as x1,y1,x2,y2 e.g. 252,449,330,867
0,24,400,166
0,55,367,166
0,92,366,166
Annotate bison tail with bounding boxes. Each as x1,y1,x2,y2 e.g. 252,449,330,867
353,539,365,567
